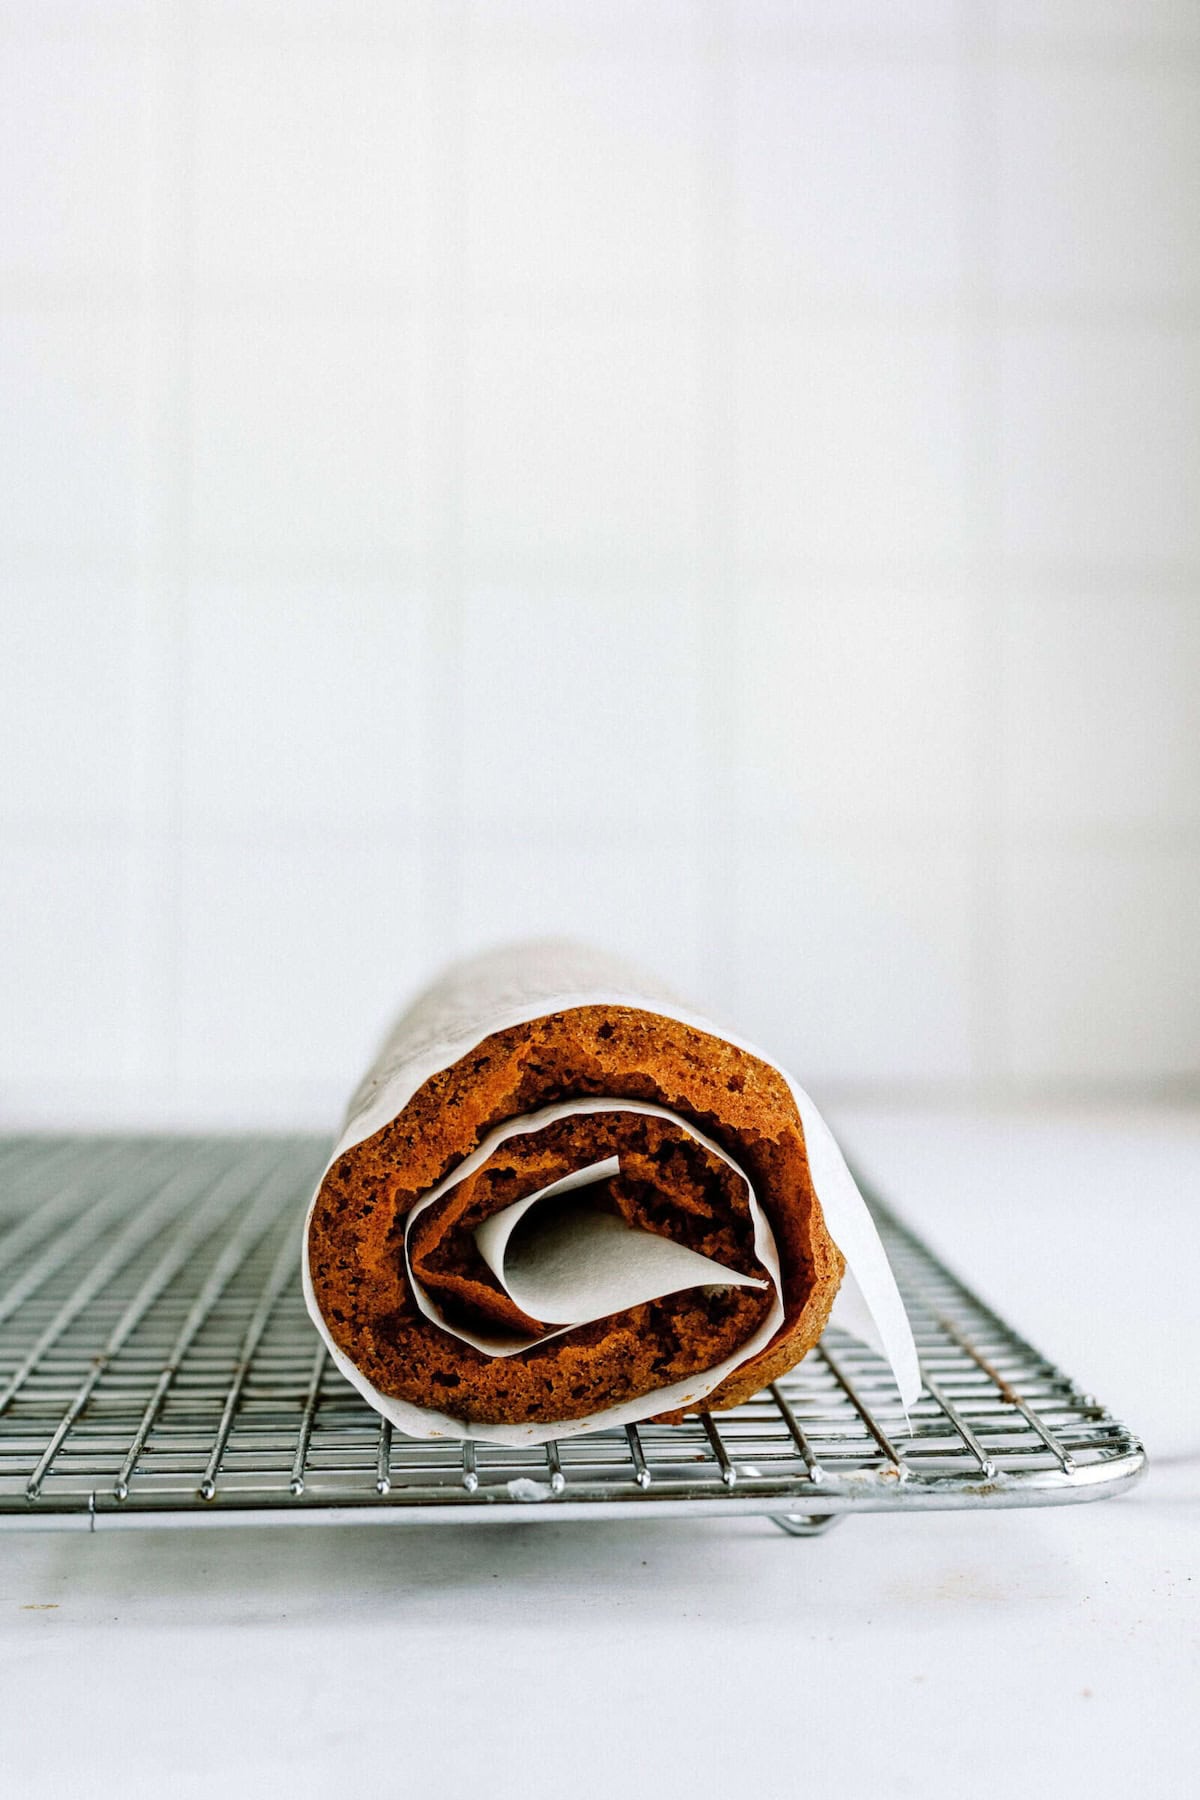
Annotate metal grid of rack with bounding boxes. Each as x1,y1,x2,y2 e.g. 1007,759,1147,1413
0,1135,1143,1531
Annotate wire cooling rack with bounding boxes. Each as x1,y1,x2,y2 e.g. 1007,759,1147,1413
0,1135,1142,1534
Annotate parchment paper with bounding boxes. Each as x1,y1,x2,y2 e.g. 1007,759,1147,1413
402,1097,778,1359
303,940,920,1444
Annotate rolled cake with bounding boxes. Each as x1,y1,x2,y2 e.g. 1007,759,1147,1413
304,941,918,1445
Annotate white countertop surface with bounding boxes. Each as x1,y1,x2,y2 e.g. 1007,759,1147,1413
1,1107,1196,1799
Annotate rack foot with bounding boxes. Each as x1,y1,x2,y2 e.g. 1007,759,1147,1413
770,1512,844,1538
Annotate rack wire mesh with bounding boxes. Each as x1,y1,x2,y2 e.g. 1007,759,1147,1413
0,1135,1143,1531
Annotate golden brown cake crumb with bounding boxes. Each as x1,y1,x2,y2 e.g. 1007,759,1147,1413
308,1005,843,1426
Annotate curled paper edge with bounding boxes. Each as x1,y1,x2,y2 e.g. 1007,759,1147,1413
413,1106,771,1350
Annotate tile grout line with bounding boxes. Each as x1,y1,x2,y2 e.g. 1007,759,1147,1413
960,0,1007,1095
698,1,738,1013
128,12,158,1105
129,4,192,1118
167,6,195,1117
9,542,1197,587
425,0,466,961
5,273,1200,333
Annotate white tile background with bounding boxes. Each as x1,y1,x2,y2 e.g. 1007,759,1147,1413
1,0,1198,1127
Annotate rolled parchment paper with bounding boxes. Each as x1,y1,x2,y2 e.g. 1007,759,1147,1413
304,941,919,1445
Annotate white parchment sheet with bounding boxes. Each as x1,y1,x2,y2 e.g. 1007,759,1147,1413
303,940,920,1445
